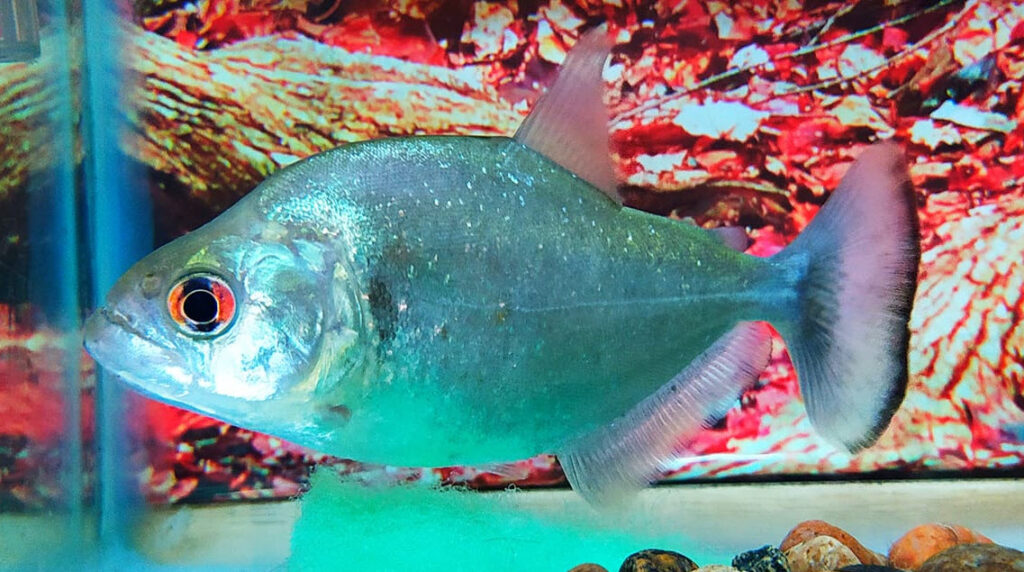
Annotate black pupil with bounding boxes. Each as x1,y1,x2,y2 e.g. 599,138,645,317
182,288,219,328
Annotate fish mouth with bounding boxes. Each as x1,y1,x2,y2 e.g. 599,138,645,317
83,306,190,395
86,307,141,344
85,306,176,354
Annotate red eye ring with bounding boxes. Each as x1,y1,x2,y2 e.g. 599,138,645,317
167,273,236,336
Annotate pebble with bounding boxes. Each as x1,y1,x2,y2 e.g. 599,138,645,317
732,545,791,572
917,543,1024,572
620,549,699,572
693,566,741,572
888,524,993,570
780,520,885,566
569,565,609,572
836,566,903,571
783,535,860,572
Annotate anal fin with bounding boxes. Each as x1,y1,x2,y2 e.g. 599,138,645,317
557,322,772,507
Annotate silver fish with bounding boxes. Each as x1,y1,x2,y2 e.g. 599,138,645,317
84,29,920,504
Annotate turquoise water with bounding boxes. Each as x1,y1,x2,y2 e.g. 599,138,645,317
291,474,717,571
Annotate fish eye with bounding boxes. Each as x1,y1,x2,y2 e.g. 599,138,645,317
167,273,236,336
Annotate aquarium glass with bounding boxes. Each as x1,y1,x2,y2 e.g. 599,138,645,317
105,0,1024,501
0,0,87,566
1,0,1023,567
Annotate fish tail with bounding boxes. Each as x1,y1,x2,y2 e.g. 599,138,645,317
769,142,920,451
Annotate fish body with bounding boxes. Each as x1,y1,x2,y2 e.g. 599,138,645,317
89,135,775,463
84,29,920,503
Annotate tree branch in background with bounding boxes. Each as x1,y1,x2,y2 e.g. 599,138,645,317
124,27,523,211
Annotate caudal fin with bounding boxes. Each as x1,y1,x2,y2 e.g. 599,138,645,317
772,142,920,451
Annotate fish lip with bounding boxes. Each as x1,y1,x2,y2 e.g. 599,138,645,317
95,307,142,338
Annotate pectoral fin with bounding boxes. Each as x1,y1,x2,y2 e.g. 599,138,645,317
557,322,772,507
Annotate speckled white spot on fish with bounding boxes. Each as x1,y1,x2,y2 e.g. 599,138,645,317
518,195,526,206
466,181,473,190
508,174,519,185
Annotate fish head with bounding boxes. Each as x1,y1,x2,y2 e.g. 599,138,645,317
84,203,362,436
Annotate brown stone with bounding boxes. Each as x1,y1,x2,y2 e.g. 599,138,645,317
620,549,699,572
569,565,610,572
784,535,861,572
693,566,740,572
888,524,993,570
918,543,1024,572
779,520,885,566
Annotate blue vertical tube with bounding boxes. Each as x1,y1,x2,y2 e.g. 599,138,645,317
81,0,153,562
22,0,84,563
50,2,84,562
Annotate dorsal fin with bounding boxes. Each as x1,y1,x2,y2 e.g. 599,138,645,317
514,25,621,203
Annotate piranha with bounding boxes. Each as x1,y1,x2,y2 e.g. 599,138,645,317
84,28,920,504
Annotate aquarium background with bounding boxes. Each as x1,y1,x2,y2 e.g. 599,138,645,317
2,0,1023,511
